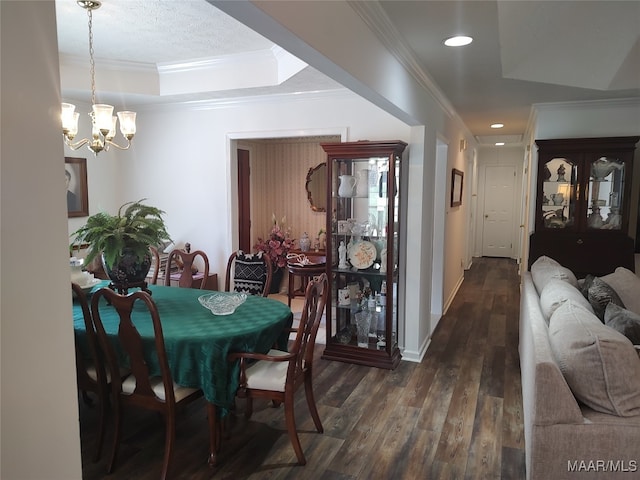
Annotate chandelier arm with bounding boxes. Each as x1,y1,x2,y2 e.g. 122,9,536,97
105,138,133,151
64,136,91,151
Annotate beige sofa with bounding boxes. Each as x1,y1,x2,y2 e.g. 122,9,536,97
520,256,640,479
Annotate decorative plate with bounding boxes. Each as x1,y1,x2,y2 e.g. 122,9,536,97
198,292,247,316
349,240,377,269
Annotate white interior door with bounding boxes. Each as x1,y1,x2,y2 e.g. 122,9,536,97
482,165,516,257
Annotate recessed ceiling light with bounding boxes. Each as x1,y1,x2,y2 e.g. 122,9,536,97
443,35,473,47
495,142,505,146
491,123,504,129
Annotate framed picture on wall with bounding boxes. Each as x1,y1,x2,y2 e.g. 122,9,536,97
451,168,463,207
65,157,89,217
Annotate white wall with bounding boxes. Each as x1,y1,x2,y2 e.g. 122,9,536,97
442,139,473,314
534,99,640,140
1,2,83,478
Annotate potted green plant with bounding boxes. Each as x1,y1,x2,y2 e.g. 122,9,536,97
71,199,171,291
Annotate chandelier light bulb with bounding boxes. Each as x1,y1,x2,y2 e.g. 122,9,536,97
117,111,137,138
61,103,80,139
106,116,118,141
92,104,114,134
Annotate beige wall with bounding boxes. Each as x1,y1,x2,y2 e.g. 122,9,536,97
1,2,83,478
246,136,339,250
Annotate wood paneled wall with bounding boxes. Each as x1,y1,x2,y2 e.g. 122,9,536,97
248,136,339,251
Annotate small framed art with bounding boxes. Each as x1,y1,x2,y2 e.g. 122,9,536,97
65,157,89,217
451,168,463,207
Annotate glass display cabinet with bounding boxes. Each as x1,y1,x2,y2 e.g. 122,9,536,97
320,140,407,369
530,136,639,277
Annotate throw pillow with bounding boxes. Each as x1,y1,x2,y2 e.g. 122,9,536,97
585,276,625,321
578,274,595,299
233,251,268,296
605,303,640,345
548,300,640,417
531,255,578,295
602,267,640,316
539,278,593,323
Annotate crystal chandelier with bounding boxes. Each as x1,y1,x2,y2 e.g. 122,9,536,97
61,0,136,155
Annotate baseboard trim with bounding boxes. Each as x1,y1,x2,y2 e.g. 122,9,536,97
401,336,431,363
443,272,465,315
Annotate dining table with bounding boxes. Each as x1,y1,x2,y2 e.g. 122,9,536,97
73,282,293,467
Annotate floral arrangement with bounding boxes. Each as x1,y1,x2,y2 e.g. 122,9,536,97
254,214,295,269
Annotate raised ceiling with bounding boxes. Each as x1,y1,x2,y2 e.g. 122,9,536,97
56,0,640,145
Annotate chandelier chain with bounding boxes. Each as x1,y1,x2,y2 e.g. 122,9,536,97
87,7,96,106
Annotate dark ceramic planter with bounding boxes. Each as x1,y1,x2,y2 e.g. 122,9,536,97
102,248,152,293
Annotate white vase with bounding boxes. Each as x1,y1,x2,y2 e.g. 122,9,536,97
299,232,311,252
338,175,356,197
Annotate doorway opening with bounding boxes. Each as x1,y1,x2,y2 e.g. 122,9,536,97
228,128,346,268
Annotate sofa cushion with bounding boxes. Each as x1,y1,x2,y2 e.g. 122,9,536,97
605,303,640,345
539,278,593,322
548,300,640,417
582,275,625,321
602,267,640,316
531,255,578,295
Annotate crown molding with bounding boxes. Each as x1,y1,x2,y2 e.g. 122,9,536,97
157,48,278,74
59,53,157,74
136,88,354,112
534,97,640,112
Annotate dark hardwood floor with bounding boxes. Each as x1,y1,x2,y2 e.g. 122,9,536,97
79,257,525,479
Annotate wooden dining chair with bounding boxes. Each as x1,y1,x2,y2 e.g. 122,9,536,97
90,287,203,480
164,245,210,289
148,245,161,285
228,273,328,465
72,282,110,463
224,250,273,297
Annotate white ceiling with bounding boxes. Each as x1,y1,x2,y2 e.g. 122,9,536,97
56,0,640,144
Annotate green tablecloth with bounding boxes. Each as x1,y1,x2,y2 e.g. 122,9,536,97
73,283,292,411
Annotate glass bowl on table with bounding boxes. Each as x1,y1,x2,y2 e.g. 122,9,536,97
198,292,247,316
